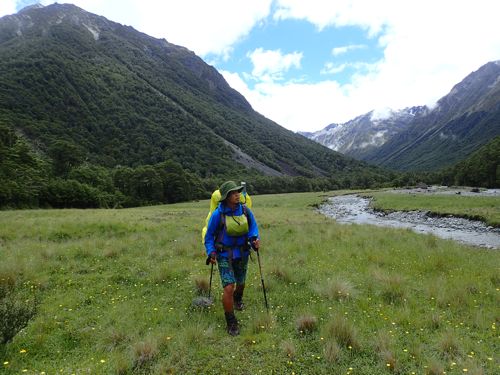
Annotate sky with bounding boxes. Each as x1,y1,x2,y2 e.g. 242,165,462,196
1,1,500,132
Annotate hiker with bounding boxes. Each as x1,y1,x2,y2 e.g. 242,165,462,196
204,180,260,336
201,182,252,245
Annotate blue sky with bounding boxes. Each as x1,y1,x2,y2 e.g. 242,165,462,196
1,1,500,132
207,19,383,87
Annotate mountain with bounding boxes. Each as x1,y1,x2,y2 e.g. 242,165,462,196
0,4,383,178
300,106,429,160
0,4,393,208
303,61,500,171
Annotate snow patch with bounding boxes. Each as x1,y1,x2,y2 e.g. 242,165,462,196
371,107,393,121
359,130,387,148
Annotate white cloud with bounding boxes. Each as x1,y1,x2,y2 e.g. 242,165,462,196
273,0,389,35
332,44,365,56
134,0,273,57
247,48,302,82
0,0,16,16
321,62,348,75
244,0,500,130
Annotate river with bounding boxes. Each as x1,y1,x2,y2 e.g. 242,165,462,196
319,192,500,249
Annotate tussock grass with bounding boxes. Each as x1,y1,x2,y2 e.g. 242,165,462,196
380,349,398,372
270,266,293,283
323,340,342,363
295,314,317,334
132,339,158,371
316,278,357,301
0,191,498,373
372,269,407,304
323,314,359,350
193,275,210,295
437,330,462,358
425,358,445,375
251,312,274,333
281,339,296,359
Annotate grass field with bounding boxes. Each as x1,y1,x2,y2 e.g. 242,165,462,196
1,191,499,374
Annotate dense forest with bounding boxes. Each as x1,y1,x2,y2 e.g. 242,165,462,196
438,136,499,188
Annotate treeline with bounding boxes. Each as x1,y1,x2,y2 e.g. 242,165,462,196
0,123,395,209
0,124,206,208
2,123,496,209
439,136,499,188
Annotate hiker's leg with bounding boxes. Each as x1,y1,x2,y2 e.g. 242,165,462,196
234,284,245,310
222,283,235,312
222,283,239,335
217,255,239,335
233,256,249,310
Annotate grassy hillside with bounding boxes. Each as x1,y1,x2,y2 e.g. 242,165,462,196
1,193,498,374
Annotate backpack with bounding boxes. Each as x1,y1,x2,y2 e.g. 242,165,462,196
201,186,252,245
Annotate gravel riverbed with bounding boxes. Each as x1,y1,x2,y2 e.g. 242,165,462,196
319,193,500,249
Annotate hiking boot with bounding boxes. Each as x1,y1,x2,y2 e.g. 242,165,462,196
225,312,240,336
233,290,245,311
234,300,245,311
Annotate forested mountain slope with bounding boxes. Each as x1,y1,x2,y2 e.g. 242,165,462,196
0,4,392,207
0,3,383,179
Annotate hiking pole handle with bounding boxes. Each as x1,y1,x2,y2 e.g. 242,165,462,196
256,250,269,312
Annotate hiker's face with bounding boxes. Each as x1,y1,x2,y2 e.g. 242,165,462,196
227,190,240,206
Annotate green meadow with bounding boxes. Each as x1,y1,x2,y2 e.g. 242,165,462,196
1,191,499,374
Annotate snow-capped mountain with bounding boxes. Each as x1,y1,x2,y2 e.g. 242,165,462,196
302,61,500,171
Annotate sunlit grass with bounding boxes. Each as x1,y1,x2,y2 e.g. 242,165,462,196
0,191,498,373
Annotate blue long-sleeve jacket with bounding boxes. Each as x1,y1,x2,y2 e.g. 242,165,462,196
204,203,259,259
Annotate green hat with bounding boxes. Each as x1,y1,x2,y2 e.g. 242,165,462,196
219,181,243,201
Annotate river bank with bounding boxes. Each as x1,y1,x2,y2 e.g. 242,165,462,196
319,192,500,249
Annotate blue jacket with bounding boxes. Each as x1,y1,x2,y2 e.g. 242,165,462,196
204,203,259,259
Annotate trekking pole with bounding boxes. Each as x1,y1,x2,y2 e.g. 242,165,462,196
208,263,214,299
256,250,269,312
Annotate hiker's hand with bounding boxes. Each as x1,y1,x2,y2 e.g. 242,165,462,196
251,238,260,251
206,251,217,265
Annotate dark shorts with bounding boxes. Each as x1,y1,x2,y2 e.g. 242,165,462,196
217,255,249,287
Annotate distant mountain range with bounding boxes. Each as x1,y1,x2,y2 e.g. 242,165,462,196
301,61,500,171
0,3,388,182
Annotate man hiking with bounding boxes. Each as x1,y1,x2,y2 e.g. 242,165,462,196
204,181,260,336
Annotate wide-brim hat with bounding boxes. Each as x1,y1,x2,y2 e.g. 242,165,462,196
219,180,243,201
